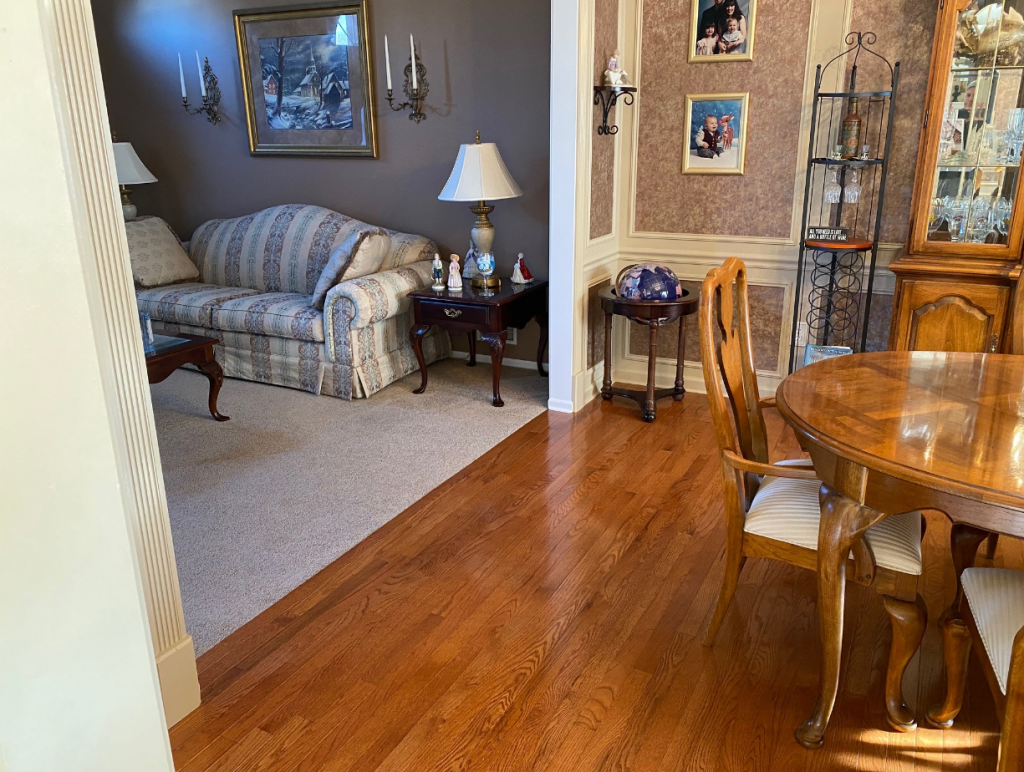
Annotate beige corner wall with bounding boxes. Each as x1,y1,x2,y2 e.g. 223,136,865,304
1,0,177,768
572,0,937,402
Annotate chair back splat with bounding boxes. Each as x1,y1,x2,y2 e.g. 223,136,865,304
699,257,769,500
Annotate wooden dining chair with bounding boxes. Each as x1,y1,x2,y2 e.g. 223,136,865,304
699,257,927,736
928,568,1024,771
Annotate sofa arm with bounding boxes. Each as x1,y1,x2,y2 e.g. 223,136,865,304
324,261,433,330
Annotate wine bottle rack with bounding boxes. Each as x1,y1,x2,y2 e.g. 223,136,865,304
788,32,899,372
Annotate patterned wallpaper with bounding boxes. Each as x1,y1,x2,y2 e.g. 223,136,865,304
633,0,814,237
847,0,936,244
587,279,613,367
626,281,786,371
590,0,620,240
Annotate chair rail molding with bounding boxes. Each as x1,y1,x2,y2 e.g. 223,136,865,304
41,0,199,726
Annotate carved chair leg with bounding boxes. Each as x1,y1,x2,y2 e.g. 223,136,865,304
926,609,972,729
951,524,989,611
997,629,1024,772
796,470,881,750
882,593,927,732
985,533,1000,561
703,543,746,647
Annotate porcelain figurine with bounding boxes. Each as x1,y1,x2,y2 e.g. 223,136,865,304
511,253,534,284
463,242,480,279
431,253,445,291
447,254,463,291
604,51,631,87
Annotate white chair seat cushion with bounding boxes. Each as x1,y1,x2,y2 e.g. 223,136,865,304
962,567,1024,695
743,463,923,576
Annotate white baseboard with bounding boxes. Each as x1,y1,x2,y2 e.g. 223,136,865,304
156,635,201,727
450,351,542,371
548,397,574,413
614,355,782,397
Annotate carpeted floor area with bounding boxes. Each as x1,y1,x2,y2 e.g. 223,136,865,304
151,358,547,654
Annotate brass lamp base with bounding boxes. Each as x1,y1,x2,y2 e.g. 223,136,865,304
472,275,500,289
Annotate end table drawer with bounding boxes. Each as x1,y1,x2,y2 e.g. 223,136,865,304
418,301,489,326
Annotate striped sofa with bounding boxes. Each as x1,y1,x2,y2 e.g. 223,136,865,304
136,204,449,399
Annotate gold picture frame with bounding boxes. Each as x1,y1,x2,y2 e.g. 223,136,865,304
682,93,749,175
234,1,378,157
688,0,756,63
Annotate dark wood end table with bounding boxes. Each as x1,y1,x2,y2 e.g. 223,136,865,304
598,286,698,422
408,280,548,407
145,333,229,421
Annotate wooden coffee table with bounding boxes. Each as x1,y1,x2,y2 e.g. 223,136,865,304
408,281,548,407
145,333,229,421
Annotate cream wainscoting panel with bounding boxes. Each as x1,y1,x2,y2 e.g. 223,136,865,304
45,0,199,726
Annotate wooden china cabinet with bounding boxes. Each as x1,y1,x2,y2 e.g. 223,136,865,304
890,0,1024,353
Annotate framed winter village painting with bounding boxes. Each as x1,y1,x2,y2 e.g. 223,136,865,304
682,93,748,175
234,2,378,157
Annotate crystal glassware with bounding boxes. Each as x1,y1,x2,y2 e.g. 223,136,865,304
994,196,1012,235
1008,108,1024,162
928,196,946,236
824,168,842,204
968,198,993,243
842,170,861,204
947,197,969,242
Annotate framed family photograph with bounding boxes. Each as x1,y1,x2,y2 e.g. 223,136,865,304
234,2,378,157
682,93,749,175
689,0,756,62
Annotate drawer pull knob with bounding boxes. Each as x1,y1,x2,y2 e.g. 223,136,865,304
444,308,462,318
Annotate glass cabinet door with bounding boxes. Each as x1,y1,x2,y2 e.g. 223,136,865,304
925,0,1024,247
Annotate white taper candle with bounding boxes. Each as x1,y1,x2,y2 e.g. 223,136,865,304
196,51,206,98
178,53,187,99
384,35,392,90
410,34,417,91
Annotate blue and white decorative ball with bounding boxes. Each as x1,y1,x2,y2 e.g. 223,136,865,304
616,263,683,301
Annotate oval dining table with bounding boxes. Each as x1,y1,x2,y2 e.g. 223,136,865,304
775,350,1024,748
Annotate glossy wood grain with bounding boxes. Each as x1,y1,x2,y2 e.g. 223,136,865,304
167,395,1020,771
168,395,1020,771
778,351,1024,750
778,352,1024,515
702,262,926,749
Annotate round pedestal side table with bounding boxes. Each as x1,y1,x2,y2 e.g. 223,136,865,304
598,286,699,422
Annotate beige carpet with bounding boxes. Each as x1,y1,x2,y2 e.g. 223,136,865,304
151,359,547,655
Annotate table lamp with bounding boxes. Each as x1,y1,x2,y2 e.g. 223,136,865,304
438,131,522,288
113,142,157,221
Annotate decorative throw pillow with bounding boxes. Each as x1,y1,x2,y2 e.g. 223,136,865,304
310,228,391,310
125,217,200,287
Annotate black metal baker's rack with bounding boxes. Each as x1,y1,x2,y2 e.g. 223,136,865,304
788,32,899,372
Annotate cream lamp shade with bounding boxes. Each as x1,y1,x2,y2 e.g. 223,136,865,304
438,141,522,202
112,142,156,221
438,135,521,285
113,142,157,186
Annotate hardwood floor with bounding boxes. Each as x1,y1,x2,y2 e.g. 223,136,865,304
169,394,1021,771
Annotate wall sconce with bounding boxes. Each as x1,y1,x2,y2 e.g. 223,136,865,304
178,52,222,125
383,34,428,123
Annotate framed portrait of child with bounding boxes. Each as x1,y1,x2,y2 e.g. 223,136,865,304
689,0,756,63
682,93,749,175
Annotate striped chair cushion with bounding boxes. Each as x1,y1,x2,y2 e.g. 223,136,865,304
743,462,923,576
189,204,389,295
136,283,260,327
962,567,1024,694
211,292,324,342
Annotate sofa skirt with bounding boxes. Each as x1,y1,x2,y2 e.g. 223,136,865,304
150,317,449,400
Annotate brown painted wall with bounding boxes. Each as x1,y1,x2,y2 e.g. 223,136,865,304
92,0,550,359
589,0,619,240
